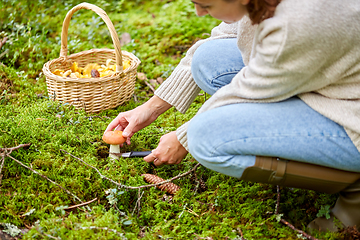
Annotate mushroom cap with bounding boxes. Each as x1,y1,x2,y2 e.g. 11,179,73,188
102,130,126,145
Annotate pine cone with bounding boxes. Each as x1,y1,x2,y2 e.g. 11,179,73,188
142,174,180,195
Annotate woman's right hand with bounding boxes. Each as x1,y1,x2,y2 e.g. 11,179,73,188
104,96,172,145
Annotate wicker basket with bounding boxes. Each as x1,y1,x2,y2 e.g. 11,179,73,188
43,3,140,113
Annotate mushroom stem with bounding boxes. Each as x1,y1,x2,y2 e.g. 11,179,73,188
109,144,120,160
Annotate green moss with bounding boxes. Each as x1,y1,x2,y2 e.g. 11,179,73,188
0,0,346,239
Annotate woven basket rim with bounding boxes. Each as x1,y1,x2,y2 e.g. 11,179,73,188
43,48,140,83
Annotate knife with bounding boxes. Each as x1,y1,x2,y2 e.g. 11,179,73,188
120,151,152,158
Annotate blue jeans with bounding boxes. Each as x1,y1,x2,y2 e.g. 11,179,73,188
188,38,360,178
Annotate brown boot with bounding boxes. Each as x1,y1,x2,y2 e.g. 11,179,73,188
240,156,360,194
240,157,360,232
307,180,360,232
307,213,344,233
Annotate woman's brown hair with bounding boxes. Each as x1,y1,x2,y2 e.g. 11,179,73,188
246,0,282,24
224,0,282,25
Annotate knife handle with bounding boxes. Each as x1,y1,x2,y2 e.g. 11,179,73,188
129,151,152,157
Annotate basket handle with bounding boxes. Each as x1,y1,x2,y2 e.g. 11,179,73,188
60,2,123,72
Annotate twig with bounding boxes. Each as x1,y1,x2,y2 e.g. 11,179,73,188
196,200,214,207
0,153,5,189
279,219,320,240
0,143,32,154
133,94,138,102
144,79,155,93
0,37,8,50
275,185,280,215
132,189,144,216
0,144,31,189
24,223,32,229
64,198,97,210
178,203,188,219
237,227,246,240
275,185,320,240
60,149,130,189
192,170,200,195
0,49,9,60
186,207,199,217
6,154,85,205
61,149,201,190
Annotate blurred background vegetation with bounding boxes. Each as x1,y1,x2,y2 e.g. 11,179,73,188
0,0,347,239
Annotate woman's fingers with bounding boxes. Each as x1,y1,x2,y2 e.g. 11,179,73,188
144,152,162,166
143,132,188,166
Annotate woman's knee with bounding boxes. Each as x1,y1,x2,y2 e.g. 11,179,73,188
187,112,233,164
187,114,213,161
191,41,219,95
191,38,244,95
188,114,256,178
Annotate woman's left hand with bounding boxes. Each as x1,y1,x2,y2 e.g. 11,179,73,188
144,131,188,166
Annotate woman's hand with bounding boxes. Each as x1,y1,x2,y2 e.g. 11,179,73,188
104,96,172,145
144,131,188,166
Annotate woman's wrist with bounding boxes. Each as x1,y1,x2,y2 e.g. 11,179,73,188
145,95,172,118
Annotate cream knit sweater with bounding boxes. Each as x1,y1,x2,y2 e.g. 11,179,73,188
155,0,360,153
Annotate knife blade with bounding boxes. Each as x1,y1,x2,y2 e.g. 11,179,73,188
121,151,152,158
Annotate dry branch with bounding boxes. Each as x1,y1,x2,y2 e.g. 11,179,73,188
0,143,31,154
132,189,144,217
0,49,9,60
0,37,8,50
237,227,246,240
275,185,280,215
64,198,97,210
279,219,320,240
275,185,320,240
60,149,130,189
0,154,5,188
144,79,156,93
61,149,201,190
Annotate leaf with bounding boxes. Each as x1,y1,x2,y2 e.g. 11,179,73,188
316,205,331,219
122,220,132,225
55,205,68,216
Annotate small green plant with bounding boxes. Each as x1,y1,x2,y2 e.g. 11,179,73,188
316,204,331,219
55,205,69,216
105,188,125,205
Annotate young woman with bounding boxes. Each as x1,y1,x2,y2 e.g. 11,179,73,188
105,0,360,232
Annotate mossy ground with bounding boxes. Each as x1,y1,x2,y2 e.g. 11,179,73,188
0,0,351,239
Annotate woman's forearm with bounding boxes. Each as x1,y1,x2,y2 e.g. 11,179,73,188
145,95,173,118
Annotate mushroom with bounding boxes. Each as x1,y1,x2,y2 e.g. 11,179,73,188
102,130,127,160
